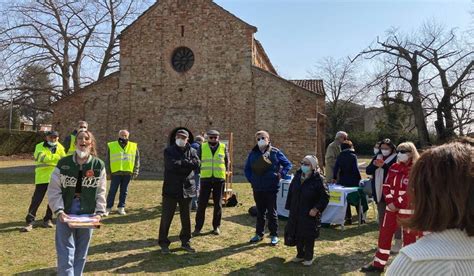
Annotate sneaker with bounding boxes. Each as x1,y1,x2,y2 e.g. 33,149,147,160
302,259,314,266
391,239,402,254
360,264,384,273
160,246,170,254
291,257,304,263
103,208,112,217
42,220,54,228
249,235,263,243
270,236,279,246
192,230,201,237
20,224,33,232
212,227,221,235
181,243,196,253
118,207,126,215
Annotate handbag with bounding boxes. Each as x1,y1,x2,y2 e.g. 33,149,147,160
250,148,273,176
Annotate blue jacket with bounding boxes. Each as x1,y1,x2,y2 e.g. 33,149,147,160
333,149,361,187
244,144,292,192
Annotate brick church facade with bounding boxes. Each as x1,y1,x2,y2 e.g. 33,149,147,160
52,0,326,172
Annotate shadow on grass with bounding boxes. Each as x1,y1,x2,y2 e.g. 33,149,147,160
228,257,286,275
319,221,379,241
0,221,26,233
87,241,268,273
101,206,162,225
0,171,34,184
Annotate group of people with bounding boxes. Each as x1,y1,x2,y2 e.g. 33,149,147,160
19,121,474,275
325,131,473,274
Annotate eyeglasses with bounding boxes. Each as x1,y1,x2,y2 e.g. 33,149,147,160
256,137,266,141
208,136,218,140
300,162,311,166
397,150,411,154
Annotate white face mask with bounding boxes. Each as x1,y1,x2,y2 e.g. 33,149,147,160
373,148,379,155
381,149,391,157
397,153,409,163
175,138,186,147
257,139,268,148
76,149,89,159
48,141,57,147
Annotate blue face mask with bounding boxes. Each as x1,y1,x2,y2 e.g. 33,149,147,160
300,165,311,174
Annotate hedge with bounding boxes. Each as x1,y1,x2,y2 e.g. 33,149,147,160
0,129,44,156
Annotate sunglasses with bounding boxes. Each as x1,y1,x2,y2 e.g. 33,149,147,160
208,136,218,140
397,150,411,154
300,162,311,166
256,137,266,141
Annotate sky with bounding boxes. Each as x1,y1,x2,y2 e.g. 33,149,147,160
214,0,473,79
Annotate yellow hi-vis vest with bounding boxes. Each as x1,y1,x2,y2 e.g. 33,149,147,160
200,142,226,179
108,141,138,173
34,142,66,184
66,134,76,155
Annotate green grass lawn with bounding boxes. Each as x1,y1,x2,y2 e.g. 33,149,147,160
0,159,384,275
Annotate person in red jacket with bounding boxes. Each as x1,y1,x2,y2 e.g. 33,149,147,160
361,141,421,273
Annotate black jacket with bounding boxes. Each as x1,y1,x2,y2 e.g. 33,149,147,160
285,170,329,239
333,150,361,187
162,143,200,198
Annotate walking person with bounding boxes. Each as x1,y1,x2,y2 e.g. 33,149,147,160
366,138,401,252
245,130,292,246
361,142,421,273
63,121,88,155
104,130,140,216
158,129,200,253
324,131,348,182
387,140,474,275
193,130,229,236
190,135,204,210
47,130,106,276
332,140,361,225
21,131,66,232
285,155,329,266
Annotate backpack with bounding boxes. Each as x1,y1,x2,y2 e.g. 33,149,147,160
225,193,238,207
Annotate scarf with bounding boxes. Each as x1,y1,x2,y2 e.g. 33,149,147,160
374,153,397,202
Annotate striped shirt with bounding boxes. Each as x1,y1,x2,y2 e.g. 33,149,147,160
387,229,474,275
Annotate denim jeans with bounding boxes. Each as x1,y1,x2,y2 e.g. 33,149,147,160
55,220,93,276
191,173,201,209
106,175,132,208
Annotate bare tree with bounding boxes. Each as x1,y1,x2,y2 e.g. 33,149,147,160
415,23,473,141
0,0,152,97
311,57,366,138
355,28,433,146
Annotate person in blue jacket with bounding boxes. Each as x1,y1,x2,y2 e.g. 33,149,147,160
245,130,292,246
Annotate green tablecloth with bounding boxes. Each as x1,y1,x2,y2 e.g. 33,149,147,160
346,187,368,212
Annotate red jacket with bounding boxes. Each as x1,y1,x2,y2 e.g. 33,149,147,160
382,162,413,211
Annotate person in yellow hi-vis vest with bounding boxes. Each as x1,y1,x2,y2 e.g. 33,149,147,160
104,130,140,216
63,121,88,155
20,131,66,232
193,130,229,236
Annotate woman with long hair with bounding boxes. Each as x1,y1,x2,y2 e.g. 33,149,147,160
361,141,420,273
48,130,106,275
387,140,474,275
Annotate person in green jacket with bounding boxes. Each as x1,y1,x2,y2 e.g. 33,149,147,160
21,131,66,232
47,129,106,275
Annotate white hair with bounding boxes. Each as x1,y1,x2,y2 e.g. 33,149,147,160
78,121,88,127
335,131,348,139
118,129,129,136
